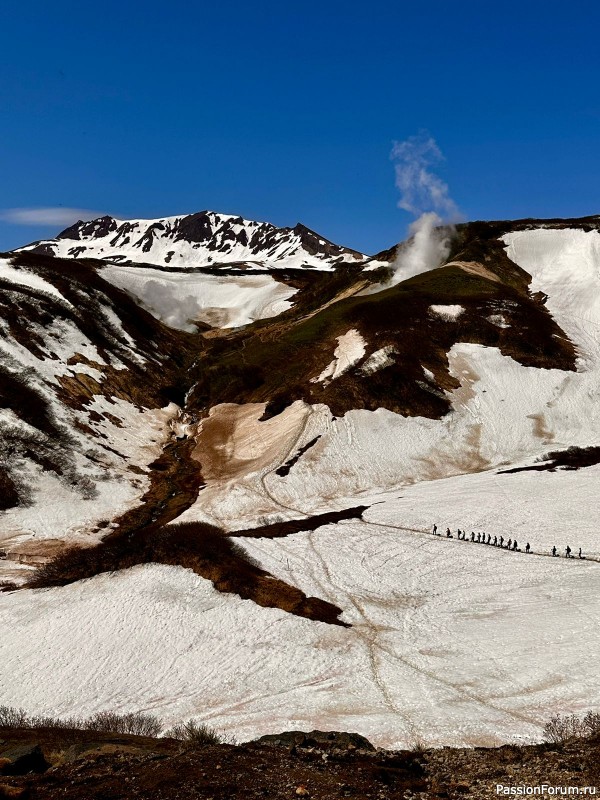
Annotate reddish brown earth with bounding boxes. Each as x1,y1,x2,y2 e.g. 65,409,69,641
498,445,600,474
1,728,598,800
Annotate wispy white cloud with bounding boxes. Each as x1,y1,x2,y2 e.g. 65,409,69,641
0,207,103,226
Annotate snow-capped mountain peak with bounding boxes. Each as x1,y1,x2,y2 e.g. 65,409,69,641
18,211,367,271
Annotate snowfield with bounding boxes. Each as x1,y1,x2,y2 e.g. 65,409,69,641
2,225,600,747
0,258,72,306
359,346,398,376
429,304,464,320
503,228,600,368
1,514,599,748
99,264,298,330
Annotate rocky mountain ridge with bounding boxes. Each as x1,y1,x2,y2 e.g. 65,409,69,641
17,211,368,271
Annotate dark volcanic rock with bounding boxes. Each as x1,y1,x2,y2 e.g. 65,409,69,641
255,729,375,751
0,744,48,775
293,222,354,259
174,211,214,243
58,216,118,241
0,727,598,799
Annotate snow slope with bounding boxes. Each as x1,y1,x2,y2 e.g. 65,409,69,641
0,256,183,569
2,501,599,748
312,329,366,383
99,264,298,331
503,227,600,368
0,258,72,305
176,227,600,529
3,224,600,748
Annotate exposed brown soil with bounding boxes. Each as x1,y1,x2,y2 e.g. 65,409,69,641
233,506,368,539
0,726,598,800
186,222,577,423
26,515,348,627
104,437,205,537
498,445,600,474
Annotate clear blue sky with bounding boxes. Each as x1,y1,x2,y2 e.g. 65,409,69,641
1,0,600,254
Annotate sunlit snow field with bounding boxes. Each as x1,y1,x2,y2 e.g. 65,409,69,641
1,226,600,748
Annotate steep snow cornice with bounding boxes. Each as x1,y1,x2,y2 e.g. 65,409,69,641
16,211,367,271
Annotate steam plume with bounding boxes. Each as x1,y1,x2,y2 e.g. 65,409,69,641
390,131,458,219
387,131,461,287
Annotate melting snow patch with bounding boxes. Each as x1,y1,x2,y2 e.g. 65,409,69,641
100,266,297,330
0,258,72,306
487,313,510,328
503,228,600,368
359,346,397,376
429,304,464,321
313,329,366,383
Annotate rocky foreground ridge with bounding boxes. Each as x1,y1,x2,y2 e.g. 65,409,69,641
1,726,598,799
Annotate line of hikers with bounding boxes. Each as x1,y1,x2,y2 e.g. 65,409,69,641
551,544,585,559
430,525,585,559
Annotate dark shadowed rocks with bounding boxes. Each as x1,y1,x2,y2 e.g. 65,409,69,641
0,744,48,776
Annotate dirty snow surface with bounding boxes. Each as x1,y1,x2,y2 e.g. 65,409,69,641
100,265,297,330
313,329,366,383
2,481,600,748
2,226,600,748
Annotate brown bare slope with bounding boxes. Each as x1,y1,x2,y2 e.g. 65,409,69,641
26,520,348,626
0,725,598,799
